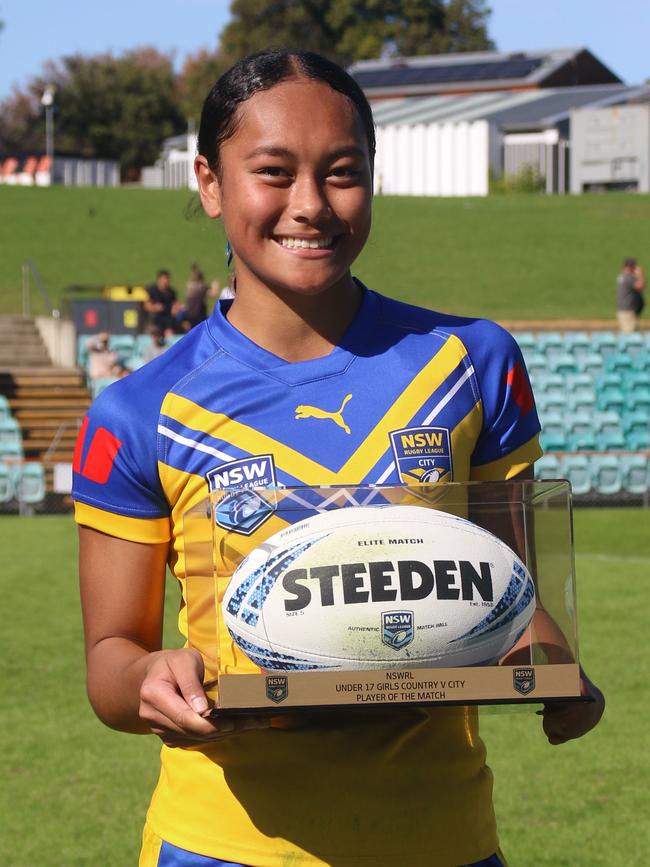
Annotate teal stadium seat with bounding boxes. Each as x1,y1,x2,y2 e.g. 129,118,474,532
566,373,595,397
590,332,618,356
623,409,650,439
91,376,119,398
563,332,591,359
513,332,536,353
626,371,650,395
77,335,90,368
595,372,623,392
15,462,46,506
626,388,650,414
560,455,591,496
0,462,14,503
567,393,595,414
597,387,625,414
0,418,23,454
617,332,645,357
634,351,650,373
620,455,649,495
525,353,548,376
538,332,564,356
568,431,597,451
577,353,603,377
0,395,11,422
566,413,595,442
535,454,561,480
590,455,623,495
627,430,650,451
605,352,633,375
533,372,565,398
537,393,565,416
548,353,577,376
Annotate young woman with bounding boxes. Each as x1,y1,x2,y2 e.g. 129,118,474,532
73,49,603,867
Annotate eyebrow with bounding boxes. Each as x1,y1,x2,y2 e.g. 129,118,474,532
245,145,367,160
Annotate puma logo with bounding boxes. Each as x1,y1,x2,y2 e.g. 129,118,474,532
295,394,353,434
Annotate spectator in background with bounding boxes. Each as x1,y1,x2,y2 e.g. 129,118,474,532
144,269,178,335
616,257,645,332
175,263,219,332
86,332,128,381
142,326,169,364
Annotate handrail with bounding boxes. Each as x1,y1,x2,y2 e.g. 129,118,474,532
22,258,60,319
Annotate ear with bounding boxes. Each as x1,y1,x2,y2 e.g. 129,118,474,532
194,155,222,219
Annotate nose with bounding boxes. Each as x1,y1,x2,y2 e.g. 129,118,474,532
289,173,331,224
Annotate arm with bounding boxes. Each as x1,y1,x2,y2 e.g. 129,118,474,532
79,525,269,745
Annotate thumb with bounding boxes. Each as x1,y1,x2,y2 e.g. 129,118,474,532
169,649,209,715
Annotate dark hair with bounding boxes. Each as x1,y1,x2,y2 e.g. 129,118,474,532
624,257,637,268
198,49,375,175
157,269,170,278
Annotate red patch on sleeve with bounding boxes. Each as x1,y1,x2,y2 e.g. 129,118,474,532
72,416,89,474
506,363,535,415
79,427,123,484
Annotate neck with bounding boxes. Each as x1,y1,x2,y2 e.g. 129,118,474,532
225,275,362,362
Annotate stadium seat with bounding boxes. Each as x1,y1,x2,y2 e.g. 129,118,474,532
532,371,565,398
576,353,603,377
538,332,564,357
567,393,596,414
596,388,625,414
0,395,11,422
537,394,566,417
0,419,23,454
77,335,90,368
548,353,577,376
627,430,650,451
590,455,623,495
91,376,119,398
626,371,650,395
0,462,14,503
594,411,623,437
560,455,591,496
596,432,626,451
567,432,597,452
620,455,649,495
618,332,645,357
15,462,46,506
563,332,591,359
634,351,650,373
590,332,618,356
540,432,567,452
524,353,548,376
535,454,561,480
626,388,650,413
605,352,633,375
595,372,623,392
513,332,536,353
565,372,595,397
565,412,595,441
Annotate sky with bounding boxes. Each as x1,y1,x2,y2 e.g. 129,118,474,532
0,0,648,102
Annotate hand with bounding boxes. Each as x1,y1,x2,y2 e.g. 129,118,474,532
138,647,271,747
540,670,605,746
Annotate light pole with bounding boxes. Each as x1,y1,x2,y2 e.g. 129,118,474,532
41,85,55,176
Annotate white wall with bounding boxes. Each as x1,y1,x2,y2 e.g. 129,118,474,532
375,119,489,196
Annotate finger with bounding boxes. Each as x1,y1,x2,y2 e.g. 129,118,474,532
166,650,209,715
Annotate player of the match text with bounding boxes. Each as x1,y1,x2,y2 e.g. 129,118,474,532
335,671,466,702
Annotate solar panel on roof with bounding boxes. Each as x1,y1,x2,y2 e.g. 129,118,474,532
352,58,543,89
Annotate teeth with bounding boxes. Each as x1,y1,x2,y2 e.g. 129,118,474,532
278,237,332,249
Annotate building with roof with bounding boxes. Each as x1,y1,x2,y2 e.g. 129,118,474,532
348,47,622,100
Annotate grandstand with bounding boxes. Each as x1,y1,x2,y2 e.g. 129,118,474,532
515,329,650,502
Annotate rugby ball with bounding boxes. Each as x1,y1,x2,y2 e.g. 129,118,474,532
222,506,535,671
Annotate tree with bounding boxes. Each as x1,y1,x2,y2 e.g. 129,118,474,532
176,49,231,124
0,48,187,179
218,0,494,67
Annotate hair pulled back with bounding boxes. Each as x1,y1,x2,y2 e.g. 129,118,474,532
197,49,376,175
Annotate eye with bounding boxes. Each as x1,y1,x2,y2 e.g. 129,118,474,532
256,166,290,178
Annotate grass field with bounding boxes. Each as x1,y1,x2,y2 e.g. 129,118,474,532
2,186,650,320
2,510,649,866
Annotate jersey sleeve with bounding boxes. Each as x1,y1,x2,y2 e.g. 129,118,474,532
465,322,542,480
72,378,171,544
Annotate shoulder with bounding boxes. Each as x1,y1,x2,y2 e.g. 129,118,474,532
375,293,519,359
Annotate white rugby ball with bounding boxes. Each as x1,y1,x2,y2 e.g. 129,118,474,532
222,505,535,671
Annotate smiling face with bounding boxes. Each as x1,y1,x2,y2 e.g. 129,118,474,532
195,77,373,303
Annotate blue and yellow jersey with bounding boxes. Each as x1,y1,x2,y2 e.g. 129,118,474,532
73,287,541,867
